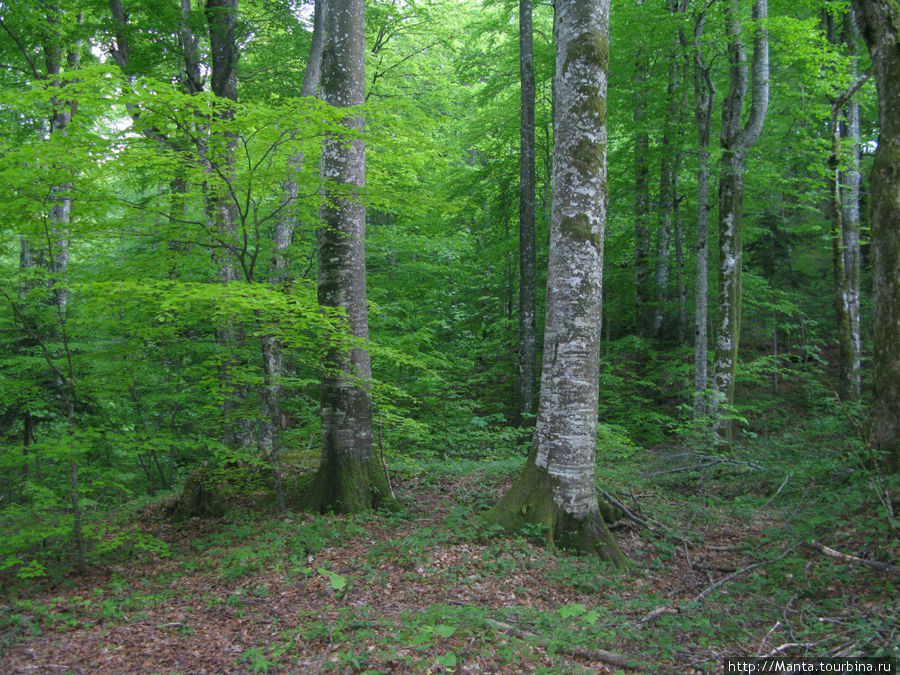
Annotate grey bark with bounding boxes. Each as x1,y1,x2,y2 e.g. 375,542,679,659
518,0,537,422
259,0,327,510
633,5,652,338
711,0,769,449
652,2,688,339
692,9,714,419
486,0,624,563
308,0,395,513
841,11,863,402
851,0,900,471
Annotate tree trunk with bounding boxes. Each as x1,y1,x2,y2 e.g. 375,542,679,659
852,0,900,471
841,10,863,402
632,0,652,338
517,0,538,423
259,0,327,511
826,66,868,404
485,0,626,565
653,5,688,339
307,0,397,513
711,0,769,449
692,8,714,420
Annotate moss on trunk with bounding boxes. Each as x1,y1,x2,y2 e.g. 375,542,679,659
302,455,400,514
482,449,627,566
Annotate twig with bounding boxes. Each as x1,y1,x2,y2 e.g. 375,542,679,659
694,545,800,602
758,620,782,654
807,540,900,573
377,414,396,499
763,474,790,508
766,642,814,657
597,486,662,532
485,618,639,670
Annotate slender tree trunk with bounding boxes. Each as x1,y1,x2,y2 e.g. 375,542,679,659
692,9,714,420
711,0,769,449
653,6,687,339
485,0,625,564
852,0,900,471
827,69,867,404
307,0,397,513
633,0,652,338
259,0,327,512
842,10,863,402
517,0,538,422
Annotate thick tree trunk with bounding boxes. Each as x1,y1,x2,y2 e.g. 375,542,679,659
517,0,538,422
307,0,397,513
692,9,714,420
852,0,900,471
485,0,625,564
711,0,768,449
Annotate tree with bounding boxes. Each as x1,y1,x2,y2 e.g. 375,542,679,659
692,6,715,420
710,0,769,448
517,0,537,423
484,0,626,564
306,0,397,512
852,0,900,471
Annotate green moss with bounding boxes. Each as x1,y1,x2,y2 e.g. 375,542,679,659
570,139,606,179
482,448,627,566
560,213,600,245
302,455,401,515
562,31,610,77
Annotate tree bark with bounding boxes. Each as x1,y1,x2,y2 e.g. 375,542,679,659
711,0,769,449
632,0,652,338
485,0,625,564
692,9,714,420
517,0,538,423
307,0,397,513
852,0,900,471
259,0,327,511
652,1,688,339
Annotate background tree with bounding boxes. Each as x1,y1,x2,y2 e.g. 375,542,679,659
517,0,537,423
710,0,769,448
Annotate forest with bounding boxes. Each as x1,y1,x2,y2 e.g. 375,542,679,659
0,0,898,672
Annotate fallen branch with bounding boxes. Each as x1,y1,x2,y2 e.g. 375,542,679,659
485,618,639,670
807,540,900,573
695,545,799,602
641,453,764,477
597,486,662,533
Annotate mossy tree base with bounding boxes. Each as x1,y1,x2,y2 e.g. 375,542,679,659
483,450,627,566
302,455,401,515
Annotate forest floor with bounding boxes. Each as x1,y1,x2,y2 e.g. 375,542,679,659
1,439,898,674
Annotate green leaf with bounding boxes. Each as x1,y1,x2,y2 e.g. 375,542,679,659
436,652,457,668
433,623,457,638
317,567,347,591
559,603,587,619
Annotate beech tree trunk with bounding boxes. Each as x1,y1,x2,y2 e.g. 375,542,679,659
307,0,397,513
517,0,537,422
852,0,900,471
259,0,327,511
652,1,688,339
824,9,865,405
632,0,652,338
485,0,625,564
692,9,714,420
711,0,769,449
